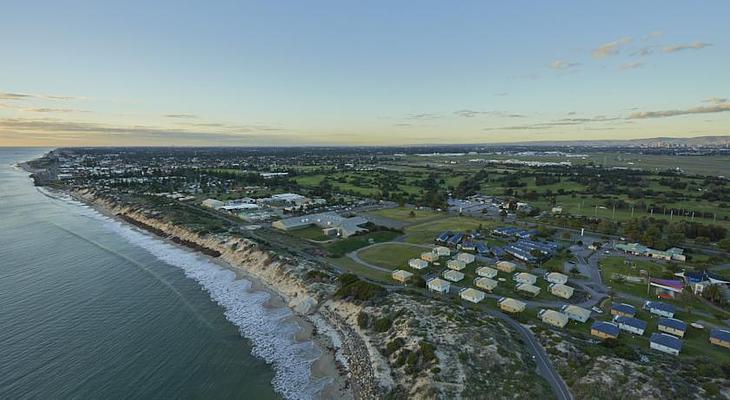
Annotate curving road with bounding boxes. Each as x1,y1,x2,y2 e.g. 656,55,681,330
485,310,572,400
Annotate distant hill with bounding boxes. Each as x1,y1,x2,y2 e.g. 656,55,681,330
493,135,730,147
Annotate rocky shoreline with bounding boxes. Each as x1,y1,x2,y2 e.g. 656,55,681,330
64,188,386,400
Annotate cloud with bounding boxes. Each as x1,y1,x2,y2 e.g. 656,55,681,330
642,31,664,41
630,46,654,57
0,91,80,101
592,36,632,59
164,113,198,119
22,107,82,113
453,110,525,119
628,98,730,119
549,60,581,70
663,42,712,53
619,62,644,70
495,92,509,97
406,113,440,120
0,92,33,100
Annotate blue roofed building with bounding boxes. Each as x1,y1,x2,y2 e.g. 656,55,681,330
710,328,730,349
475,242,490,255
591,321,620,340
435,231,451,244
610,303,637,317
657,318,687,338
613,315,647,335
650,333,683,356
447,232,464,247
643,301,676,318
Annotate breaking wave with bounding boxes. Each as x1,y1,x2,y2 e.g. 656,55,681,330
57,195,329,399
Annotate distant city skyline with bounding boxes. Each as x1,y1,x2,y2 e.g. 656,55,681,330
1,1,729,146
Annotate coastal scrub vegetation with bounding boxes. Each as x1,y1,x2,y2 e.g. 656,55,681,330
335,273,386,302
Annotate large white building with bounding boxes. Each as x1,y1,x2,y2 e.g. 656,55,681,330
272,212,368,238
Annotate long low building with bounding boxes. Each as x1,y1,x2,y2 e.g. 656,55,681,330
456,252,476,264
498,297,526,313
476,266,498,278
657,318,687,338
539,309,569,328
643,301,676,318
614,316,647,336
650,333,682,356
475,277,498,292
591,321,620,340
549,283,574,299
272,212,368,238
433,246,451,256
460,288,486,303
561,304,591,323
610,303,637,317
710,329,730,349
421,252,438,262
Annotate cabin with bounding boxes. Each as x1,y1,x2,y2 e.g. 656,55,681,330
516,283,541,297
433,246,451,257
643,301,676,318
710,329,730,349
545,272,568,284
460,288,486,304
650,333,682,356
442,270,465,282
496,261,517,273
548,283,574,299
561,305,591,323
613,316,647,336
447,259,467,271
435,231,451,244
408,258,429,270
427,278,450,294
391,270,414,284
538,309,569,328
610,303,637,318
591,321,620,340
475,277,498,292
513,272,537,285
498,297,526,313
456,252,476,264
657,318,687,338
476,266,498,278
421,252,438,262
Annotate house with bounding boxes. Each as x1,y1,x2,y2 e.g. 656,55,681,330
443,270,465,282
456,253,476,264
496,261,516,273
392,270,414,284
408,258,429,270
476,266,498,278
614,316,647,335
709,329,730,349
643,301,676,318
545,272,568,284
447,259,467,271
648,278,684,298
421,252,438,262
551,206,563,214
433,246,451,257
475,242,490,255
272,212,368,237
447,232,465,247
549,283,574,299
591,321,620,340
514,272,537,285
647,248,672,261
202,198,225,209
650,333,682,356
561,305,591,323
666,247,686,262
610,303,637,318
427,278,450,294
657,318,687,338
516,283,541,297
538,309,569,328
475,277,498,292
435,231,451,244
460,288,486,303
459,241,477,252
498,297,526,313
615,242,649,256
679,270,730,295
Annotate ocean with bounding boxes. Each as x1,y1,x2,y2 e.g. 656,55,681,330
0,148,325,400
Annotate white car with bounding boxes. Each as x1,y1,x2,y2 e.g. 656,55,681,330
591,306,603,314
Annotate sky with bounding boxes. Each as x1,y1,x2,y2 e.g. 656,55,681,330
1,1,729,146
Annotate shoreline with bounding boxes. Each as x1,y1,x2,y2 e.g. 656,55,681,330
38,181,355,400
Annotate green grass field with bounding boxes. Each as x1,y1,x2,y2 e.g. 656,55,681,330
324,230,401,257
287,225,331,241
364,207,442,223
357,243,426,269
403,216,496,244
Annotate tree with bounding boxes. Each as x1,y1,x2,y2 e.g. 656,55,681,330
703,284,725,305
718,238,730,252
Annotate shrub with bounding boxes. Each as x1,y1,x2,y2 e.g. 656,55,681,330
374,316,393,332
357,312,370,329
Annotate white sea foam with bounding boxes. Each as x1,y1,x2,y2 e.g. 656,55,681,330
64,200,329,399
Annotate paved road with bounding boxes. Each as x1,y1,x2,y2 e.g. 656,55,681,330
484,310,572,400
